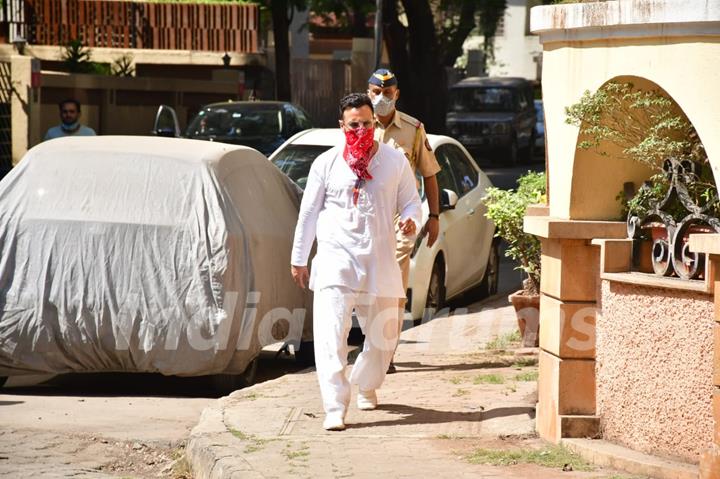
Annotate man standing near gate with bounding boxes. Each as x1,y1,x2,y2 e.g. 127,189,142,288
44,99,96,141
367,68,442,373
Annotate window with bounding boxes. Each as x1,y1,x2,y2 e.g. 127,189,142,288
448,87,517,113
445,145,478,196
434,145,460,195
294,107,312,130
284,107,298,134
271,144,331,189
186,105,283,139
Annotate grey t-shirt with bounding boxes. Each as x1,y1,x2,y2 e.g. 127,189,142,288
44,125,96,141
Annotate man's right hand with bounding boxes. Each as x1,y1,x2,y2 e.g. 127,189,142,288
291,265,309,289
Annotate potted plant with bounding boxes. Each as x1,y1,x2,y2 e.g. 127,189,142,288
483,171,546,347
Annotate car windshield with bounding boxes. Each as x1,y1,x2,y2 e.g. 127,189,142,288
272,143,426,198
448,87,517,113
186,104,283,139
272,144,332,189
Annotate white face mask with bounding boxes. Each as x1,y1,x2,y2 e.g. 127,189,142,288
371,93,396,117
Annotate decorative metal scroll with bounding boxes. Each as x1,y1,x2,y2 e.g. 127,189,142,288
627,158,720,280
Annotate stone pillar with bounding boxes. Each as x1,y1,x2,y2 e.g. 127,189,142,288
681,236,720,478
698,253,720,478
525,217,626,442
10,55,32,164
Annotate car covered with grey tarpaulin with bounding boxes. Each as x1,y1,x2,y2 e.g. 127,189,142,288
0,136,312,388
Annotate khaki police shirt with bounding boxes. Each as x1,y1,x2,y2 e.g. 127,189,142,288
374,110,441,178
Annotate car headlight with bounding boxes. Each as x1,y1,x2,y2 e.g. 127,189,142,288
492,122,510,135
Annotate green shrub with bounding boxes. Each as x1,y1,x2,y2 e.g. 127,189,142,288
482,171,546,294
61,39,111,75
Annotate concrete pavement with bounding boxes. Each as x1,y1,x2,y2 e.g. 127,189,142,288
185,295,629,479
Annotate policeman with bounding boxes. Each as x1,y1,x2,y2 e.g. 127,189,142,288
367,68,441,373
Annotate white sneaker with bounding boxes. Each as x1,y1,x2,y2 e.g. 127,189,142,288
357,389,377,410
323,412,346,431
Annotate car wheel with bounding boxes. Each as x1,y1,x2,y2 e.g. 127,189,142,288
425,259,446,315
294,340,315,367
479,240,500,298
211,357,259,394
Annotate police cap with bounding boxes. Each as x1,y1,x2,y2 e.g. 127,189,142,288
368,68,398,87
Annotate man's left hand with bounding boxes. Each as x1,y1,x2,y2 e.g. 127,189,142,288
399,218,417,236
425,217,439,247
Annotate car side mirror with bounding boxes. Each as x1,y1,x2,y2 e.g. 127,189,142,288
152,105,181,138
440,189,458,211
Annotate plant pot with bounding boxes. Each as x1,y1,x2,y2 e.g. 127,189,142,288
508,290,540,347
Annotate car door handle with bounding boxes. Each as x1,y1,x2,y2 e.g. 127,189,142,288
468,208,475,215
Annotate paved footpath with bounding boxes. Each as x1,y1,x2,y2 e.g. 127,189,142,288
186,296,632,479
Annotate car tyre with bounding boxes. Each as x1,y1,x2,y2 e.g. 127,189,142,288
425,258,446,317
211,357,259,394
294,340,315,367
479,240,500,298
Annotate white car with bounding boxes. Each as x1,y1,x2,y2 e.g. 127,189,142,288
269,129,499,321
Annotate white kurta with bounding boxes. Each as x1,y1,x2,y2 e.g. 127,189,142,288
291,142,422,298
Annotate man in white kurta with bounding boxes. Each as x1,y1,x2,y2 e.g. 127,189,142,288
291,93,422,431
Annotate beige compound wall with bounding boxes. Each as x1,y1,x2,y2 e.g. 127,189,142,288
597,280,714,462
540,36,720,220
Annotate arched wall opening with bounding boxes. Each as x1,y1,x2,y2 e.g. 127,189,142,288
567,75,714,221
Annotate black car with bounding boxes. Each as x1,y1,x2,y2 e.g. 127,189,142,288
153,101,313,157
446,77,536,166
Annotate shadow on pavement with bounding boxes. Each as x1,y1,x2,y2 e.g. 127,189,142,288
391,360,526,372
344,403,534,429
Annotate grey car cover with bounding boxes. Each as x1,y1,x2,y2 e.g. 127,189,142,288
0,136,311,377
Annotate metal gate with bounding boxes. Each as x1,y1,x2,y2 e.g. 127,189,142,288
291,58,351,127
0,61,12,178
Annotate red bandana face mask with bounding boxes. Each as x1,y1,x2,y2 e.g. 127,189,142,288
342,126,374,181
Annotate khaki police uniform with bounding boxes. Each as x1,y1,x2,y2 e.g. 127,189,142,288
374,110,441,306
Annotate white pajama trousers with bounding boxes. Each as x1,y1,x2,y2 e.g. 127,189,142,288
313,286,399,416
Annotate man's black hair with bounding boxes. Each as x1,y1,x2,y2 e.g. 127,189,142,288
59,99,81,111
338,93,373,118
